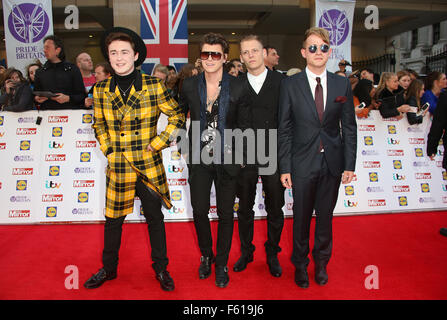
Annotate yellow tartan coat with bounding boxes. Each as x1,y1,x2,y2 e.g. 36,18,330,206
92,71,185,218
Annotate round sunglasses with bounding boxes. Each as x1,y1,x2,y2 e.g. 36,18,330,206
307,44,330,54
200,51,223,61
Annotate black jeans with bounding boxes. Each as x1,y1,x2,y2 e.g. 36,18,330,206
236,165,285,258
102,178,168,274
188,164,238,267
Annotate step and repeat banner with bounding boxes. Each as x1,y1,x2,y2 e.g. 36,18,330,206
0,110,446,224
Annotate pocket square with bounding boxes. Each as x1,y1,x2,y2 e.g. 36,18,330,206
335,96,347,103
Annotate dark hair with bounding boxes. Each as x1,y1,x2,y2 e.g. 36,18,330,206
43,35,66,61
264,44,277,52
167,65,176,73
199,33,229,54
405,79,424,108
353,79,374,106
425,71,444,91
4,68,26,83
360,67,374,75
405,68,419,78
224,62,236,74
176,63,197,93
105,32,136,52
95,62,114,76
26,61,43,83
1,68,27,105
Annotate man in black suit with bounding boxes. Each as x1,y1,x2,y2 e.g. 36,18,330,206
278,27,357,288
233,35,285,277
427,91,447,238
179,33,250,288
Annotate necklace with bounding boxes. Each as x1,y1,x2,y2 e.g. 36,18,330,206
117,79,135,97
206,86,221,112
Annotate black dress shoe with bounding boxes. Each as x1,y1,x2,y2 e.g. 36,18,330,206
294,268,309,289
199,255,215,279
315,264,328,286
267,256,282,277
215,266,229,288
440,227,447,237
156,270,175,291
233,253,253,272
84,268,117,289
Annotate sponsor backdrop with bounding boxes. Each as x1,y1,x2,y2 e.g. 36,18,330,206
0,110,445,224
2,0,54,74
315,0,356,73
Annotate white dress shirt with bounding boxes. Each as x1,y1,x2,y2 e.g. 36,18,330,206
305,67,327,109
247,67,268,94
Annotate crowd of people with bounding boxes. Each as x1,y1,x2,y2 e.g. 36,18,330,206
0,29,446,293
0,34,445,128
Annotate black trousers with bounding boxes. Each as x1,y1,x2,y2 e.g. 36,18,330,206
290,153,341,269
236,165,285,257
102,178,168,274
188,164,238,267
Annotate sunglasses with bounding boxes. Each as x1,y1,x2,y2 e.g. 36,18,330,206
200,51,223,61
307,44,330,54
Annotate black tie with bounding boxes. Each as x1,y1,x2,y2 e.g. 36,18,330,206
315,77,324,152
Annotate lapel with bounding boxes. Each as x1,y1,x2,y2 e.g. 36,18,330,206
257,69,273,96
297,71,319,123
324,71,337,124
106,71,144,122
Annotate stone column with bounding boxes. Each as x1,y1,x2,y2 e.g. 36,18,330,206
113,0,140,33
432,20,447,52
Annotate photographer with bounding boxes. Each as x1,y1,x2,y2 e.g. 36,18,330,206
0,68,34,112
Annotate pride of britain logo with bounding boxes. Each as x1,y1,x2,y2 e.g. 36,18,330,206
8,3,50,43
318,9,350,46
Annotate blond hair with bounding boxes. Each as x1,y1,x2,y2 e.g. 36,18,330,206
302,27,330,48
375,72,397,98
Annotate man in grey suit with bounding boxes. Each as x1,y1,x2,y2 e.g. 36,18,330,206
278,27,357,288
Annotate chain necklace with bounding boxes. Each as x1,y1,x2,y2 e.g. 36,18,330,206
206,86,221,112
117,79,135,97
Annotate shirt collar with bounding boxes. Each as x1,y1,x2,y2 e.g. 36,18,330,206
305,67,327,82
247,67,268,82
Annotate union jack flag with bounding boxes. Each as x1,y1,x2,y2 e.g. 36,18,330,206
140,0,188,75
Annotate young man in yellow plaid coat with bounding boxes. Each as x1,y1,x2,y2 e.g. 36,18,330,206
84,27,184,291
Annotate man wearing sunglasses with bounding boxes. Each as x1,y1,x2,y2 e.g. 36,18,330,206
179,33,250,288
234,34,286,278
278,27,357,288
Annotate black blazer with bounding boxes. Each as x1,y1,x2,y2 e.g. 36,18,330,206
179,72,251,176
427,91,447,169
240,69,285,167
278,70,357,177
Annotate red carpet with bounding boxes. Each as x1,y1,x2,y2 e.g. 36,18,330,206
1,211,446,300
